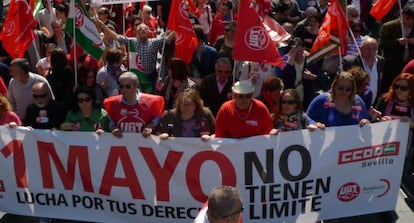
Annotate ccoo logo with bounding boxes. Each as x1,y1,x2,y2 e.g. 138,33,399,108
74,4,84,27
337,182,360,202
244,26,269,50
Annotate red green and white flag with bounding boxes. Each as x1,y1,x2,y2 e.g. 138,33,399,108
128,41,153,93
308,0,349,63
66,0,104,60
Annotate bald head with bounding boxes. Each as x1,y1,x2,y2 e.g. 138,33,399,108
32,82,51,107
33,82,48,93
360,37,378,61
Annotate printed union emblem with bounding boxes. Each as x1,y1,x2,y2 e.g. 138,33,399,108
337,182,360,202
74,4,84,27
4,20,15,37
178,2,190,19
244,26,269,50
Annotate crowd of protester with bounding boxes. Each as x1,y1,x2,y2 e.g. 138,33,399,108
1,0,414,222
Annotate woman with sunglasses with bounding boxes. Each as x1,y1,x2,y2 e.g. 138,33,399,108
375,73,414,124
271,89,323,133
60,86,109,134
375,73,414,164
214,21,236,62
306,71,370,127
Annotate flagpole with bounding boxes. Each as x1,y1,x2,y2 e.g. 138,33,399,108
338,46,343,72
73,13,78,86
397,0,406,48
348,27,363,57
232,60,238,84
122,4,126,36
157,37,167,81
31,31,41,64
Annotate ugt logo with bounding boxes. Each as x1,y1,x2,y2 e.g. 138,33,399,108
244,26,270,50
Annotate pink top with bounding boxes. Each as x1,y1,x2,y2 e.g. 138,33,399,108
0,111,22,126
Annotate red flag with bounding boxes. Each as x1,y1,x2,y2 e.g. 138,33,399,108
187,0,201,17
308,0,349,63
233,0,282,67
263,14,291,45
0,0,37,59
370,0,397,21
167,0,197,63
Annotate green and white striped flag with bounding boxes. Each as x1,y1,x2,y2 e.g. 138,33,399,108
128,41,153,93
66,0,104,60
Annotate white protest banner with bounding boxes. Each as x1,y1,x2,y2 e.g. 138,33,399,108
0,121,409,222
92,0,158,5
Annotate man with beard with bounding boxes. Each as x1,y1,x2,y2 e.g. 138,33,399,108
23,82,66,129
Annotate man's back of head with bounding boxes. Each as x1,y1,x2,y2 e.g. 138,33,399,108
207,186,243,223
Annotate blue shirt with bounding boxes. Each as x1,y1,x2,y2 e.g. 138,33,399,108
306,93,369,127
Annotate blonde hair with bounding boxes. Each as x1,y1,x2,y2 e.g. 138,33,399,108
329,71,357,102
0,94,12,117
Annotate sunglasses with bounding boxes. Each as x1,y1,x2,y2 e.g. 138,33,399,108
33,93,48,99
394,84,409,91
119,84,133,89
336,85,353,92
77,97,92,103
236,94,253,99
281,99,296,105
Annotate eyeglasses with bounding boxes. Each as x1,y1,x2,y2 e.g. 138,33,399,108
33,93,48,99
221,207,244,218
77,97,92,103
394,84,409,91
217,70,231,74
281,99,296,105
119,84,133,89
336,85,353,92
235,94,253,99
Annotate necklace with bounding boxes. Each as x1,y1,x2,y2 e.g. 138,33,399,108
234,101,253,120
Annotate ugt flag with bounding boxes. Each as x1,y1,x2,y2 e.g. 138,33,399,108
66,0,104,60
0,0,37,59
167,0,197,63
233,0,282,67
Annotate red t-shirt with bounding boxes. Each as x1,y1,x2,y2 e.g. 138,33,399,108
215,99,272,138
103,93,164,133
